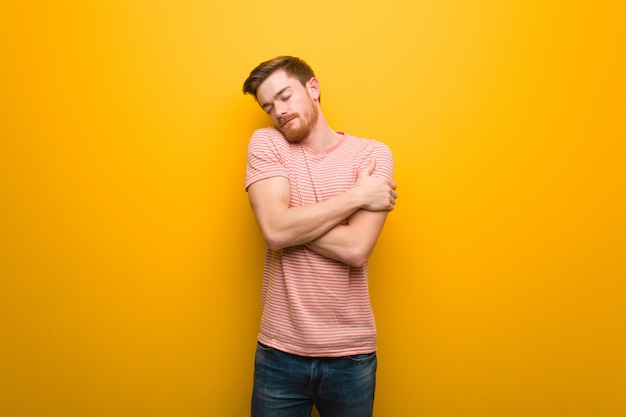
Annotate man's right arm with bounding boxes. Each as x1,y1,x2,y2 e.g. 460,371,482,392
247,160,396,251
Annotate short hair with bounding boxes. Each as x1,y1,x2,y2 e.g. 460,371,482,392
242,56,317,101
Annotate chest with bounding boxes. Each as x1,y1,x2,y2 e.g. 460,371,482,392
286,146,360,205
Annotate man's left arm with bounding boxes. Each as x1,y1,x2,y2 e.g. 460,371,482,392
304,208,388,267
306,143,394,267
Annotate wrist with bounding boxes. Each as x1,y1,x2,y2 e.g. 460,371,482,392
345,185,366,210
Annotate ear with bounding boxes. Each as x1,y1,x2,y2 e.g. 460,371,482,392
307,77,321,101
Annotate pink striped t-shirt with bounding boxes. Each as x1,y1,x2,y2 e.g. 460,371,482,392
245,127,394,357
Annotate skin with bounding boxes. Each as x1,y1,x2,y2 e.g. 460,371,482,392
248,69,397,267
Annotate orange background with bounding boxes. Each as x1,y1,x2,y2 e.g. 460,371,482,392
1,1,625,416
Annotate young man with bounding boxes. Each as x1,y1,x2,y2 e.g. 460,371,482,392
242,56,397,417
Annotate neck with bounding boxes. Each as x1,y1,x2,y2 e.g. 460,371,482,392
298,114,341,154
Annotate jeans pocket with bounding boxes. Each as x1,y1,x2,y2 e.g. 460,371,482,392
348,351,377,363
256,341,274,352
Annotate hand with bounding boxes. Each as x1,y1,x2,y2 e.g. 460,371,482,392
355,159,398,211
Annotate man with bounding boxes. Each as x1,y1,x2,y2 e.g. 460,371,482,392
242,56,397,417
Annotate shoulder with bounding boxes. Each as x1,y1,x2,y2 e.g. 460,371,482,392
248,127,291,155
249,127,285,145
343,133,393,159
343,133,394,178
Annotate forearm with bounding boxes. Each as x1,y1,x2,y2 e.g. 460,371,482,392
248,160,396,252
269,195,364,249
305,225,357,265
305,210,388,267
249,179,365,250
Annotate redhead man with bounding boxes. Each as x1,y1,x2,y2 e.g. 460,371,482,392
243,56,397,417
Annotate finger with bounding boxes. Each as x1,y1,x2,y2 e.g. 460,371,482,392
365,159,376,176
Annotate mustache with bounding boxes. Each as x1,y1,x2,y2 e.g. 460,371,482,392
278,114,298,127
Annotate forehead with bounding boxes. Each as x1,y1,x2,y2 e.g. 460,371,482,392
257,69,302,101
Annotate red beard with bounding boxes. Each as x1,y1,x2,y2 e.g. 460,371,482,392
278,100,319,143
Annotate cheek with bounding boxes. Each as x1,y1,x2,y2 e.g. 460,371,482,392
264,113,276,127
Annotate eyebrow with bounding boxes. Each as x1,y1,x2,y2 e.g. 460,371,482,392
260,86,291,111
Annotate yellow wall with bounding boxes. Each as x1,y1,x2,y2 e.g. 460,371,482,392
1,1,624,416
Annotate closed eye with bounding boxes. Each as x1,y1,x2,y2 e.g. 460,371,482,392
260,86,292,114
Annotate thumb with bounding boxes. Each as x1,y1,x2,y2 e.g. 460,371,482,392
364,159,376,176
357,159,376,183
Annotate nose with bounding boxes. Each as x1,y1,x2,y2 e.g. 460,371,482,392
273,101,287,117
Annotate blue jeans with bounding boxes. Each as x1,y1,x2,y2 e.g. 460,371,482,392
251,342,377,417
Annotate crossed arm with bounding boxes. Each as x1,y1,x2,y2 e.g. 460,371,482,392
247,160,397,267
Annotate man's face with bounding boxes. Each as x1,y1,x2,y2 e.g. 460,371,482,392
256,69,319,142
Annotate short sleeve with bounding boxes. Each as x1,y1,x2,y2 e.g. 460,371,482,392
244,128,289,191
357,140,394,182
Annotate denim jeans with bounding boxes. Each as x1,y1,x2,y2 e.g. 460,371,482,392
251,342,377,417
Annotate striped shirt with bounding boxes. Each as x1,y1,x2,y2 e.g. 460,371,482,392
245,127,394,357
